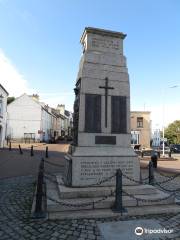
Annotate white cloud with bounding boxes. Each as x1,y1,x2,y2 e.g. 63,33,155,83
0,49,74,110
0,49,31,96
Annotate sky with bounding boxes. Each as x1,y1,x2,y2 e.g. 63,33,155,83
0,0,179,130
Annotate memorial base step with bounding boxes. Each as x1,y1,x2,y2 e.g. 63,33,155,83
48,205,180,220
46,174,179,219
56,174,157,199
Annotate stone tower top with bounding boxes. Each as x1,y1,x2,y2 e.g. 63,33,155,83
80,27,126,54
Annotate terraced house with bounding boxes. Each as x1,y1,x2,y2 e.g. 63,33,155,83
7,94,59,142
0,84,8,147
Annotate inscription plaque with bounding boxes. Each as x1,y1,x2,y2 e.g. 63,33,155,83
79,158,135,183
85,94,101,133
91,38,119,50
95,136,116,145
111,96,127,133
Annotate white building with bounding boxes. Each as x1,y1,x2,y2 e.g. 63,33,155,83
7,94,58,142
0,84,8,147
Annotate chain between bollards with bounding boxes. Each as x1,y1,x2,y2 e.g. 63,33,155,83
112,169,127,215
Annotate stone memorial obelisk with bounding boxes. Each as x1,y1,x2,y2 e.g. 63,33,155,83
65,27,140,187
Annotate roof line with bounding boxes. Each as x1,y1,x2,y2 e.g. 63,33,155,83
0,84,9,95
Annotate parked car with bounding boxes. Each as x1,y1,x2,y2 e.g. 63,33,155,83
64,135,73,141
159,146,171,154
170,144,180,153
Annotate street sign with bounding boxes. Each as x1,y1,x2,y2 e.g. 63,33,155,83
160,138,167,141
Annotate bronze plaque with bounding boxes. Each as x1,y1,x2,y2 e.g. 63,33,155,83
85,94,101,133
111,96,127,133
95,136,116,145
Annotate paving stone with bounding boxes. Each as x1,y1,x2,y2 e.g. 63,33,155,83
66,230,73,235
58,234,66,239
51,231,59,237
73,231,80,237
87,234,96,239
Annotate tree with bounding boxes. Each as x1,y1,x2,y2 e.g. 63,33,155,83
7,97,15,105
164,120,180,144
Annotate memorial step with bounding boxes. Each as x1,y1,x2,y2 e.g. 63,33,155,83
48,204,180,220
47,191,175,213
45,174,178,220
56,175,157,199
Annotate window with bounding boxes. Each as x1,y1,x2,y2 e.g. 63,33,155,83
131,131,140,145
137,117,143,128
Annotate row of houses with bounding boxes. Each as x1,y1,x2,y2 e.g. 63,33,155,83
0,84,73,147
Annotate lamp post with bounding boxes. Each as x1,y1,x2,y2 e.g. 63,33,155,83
162,85,179,157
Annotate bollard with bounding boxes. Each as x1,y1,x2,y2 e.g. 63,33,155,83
112,169,127,215
9,142,11,151
168,151,171,158
33,158,46,218
141,151,144,158
45,146,49,158
31,145,34,156
151,154,158,168
148,161,154,185
19,144,23,154
40,158,44,172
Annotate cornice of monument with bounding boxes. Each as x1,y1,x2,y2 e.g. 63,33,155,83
80,27,127,43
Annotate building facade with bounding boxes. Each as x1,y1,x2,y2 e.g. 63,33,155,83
0,84,8,147
56,104,73,137
130,111,151,148
7,94,58,142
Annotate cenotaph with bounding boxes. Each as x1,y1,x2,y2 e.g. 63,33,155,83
46,27,178,220
64,27,140,186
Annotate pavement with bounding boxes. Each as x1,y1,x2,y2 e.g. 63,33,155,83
0,143,180,239
140,153,180,173
0,143,68,179
98,219,174,240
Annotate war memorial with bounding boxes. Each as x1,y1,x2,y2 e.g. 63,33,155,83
46,27,179,220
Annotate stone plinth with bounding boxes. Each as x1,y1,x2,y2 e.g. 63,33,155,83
65,147,140,187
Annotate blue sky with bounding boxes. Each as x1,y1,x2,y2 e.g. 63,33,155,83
0,0,180,128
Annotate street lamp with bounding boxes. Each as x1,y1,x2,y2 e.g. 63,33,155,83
162,85,179,157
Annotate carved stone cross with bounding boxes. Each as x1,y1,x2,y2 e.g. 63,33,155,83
99,77,114,128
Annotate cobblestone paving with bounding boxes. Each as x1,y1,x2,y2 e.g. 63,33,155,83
0,171,180,240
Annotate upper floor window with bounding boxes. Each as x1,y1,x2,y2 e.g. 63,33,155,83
137,117,143,128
